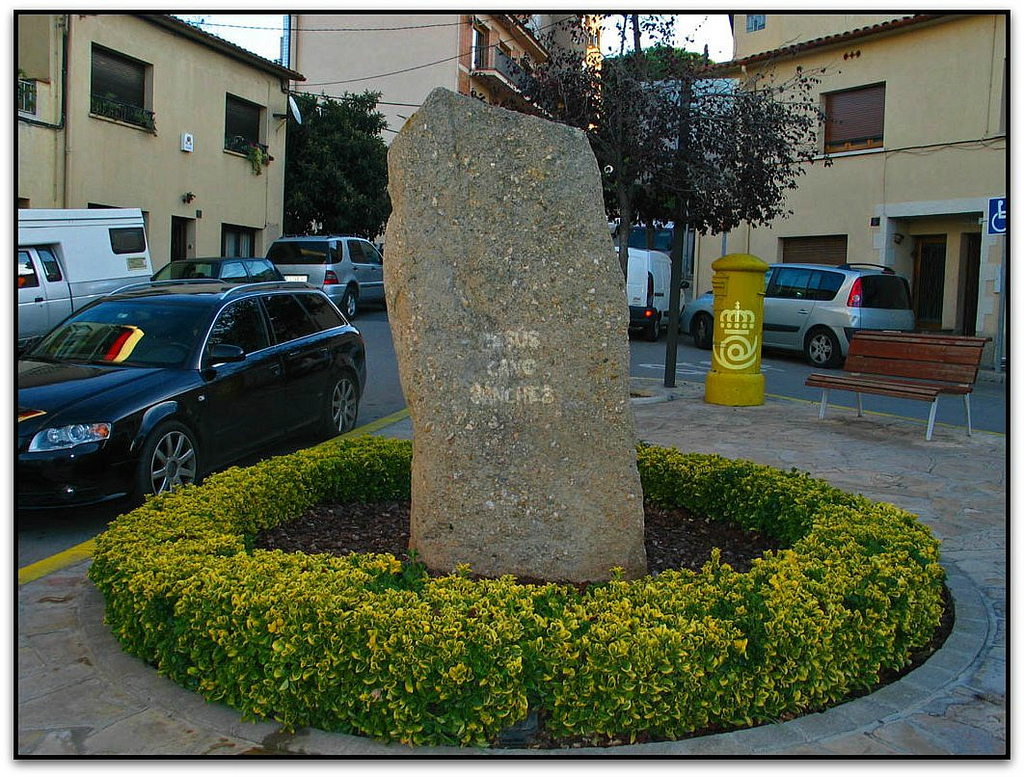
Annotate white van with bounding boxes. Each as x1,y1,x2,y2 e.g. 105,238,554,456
625,247,684,340
18,209,153,351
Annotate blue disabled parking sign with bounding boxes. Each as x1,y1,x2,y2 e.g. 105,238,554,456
988,196,1006,235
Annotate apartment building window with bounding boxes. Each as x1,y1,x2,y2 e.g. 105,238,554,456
746,15,766,32
222,224,257,257
224,94,263,154
90,45,154,129
824,84,885,153
471,24,489,70
782,235,848,266
18,77,37,115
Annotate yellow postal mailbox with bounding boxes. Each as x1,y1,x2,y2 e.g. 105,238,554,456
704,253,768,406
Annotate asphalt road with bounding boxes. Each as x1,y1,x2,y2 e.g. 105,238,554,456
17,309,1006,568
629,332,1006,435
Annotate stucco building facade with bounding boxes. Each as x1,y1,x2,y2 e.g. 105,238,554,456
285,13,596,141
695,13,1007,362
17,13,304,264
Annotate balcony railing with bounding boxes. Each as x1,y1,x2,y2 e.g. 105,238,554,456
224,135,269,156
493,48,530,91
90,93,155,130
18,79,37,115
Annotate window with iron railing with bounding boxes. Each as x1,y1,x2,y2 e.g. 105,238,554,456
18,79,37,115
90,45,155,130
224,94,263,151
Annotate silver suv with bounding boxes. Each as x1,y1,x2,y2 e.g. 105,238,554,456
680,263,915,367
266,236,384,318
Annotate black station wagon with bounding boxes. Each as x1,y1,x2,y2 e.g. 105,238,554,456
18,281,365,508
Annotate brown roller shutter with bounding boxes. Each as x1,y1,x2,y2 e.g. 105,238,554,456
825,83,885,152
781,235,848,266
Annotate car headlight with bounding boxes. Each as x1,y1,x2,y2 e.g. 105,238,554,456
29,423,112,452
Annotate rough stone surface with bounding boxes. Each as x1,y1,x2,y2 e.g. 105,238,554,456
383,88,646,581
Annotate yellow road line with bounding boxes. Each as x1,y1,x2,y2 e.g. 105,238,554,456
338,407,410,439
19,538,96,585
18,409,412,585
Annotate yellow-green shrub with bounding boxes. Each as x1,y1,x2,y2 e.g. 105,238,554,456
89,436,944,747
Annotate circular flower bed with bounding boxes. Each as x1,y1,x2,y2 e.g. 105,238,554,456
89,437,944,747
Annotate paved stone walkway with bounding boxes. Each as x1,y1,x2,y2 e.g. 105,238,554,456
17,379,1006,755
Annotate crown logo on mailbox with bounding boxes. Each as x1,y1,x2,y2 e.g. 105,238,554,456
721,301,756,334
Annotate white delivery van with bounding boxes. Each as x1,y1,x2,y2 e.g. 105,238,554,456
625,247,684,341
18,208,153,351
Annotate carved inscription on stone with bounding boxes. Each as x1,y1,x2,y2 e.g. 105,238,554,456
470,330,555,407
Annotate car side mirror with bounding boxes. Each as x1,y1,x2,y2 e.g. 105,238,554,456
205,343,246,366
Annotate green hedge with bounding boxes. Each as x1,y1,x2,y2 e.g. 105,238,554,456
89,437,944,747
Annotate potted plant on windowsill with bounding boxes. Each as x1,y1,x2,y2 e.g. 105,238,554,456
246,143,272,175
225,135,273,175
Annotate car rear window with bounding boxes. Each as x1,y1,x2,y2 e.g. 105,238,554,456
249,259,282,282
298,293,347,329
267,241,334,265
861,275,912,309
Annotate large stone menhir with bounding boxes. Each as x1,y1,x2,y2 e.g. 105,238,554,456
384,88,646,582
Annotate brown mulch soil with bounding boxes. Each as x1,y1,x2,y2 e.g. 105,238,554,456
254,501,780,576
252,502,954,749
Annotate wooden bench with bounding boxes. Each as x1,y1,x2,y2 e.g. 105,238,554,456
805,331,990,440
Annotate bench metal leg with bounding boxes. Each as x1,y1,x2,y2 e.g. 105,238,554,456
856,392,863,417
926,399,939,441
965,394,973,437
819,389,830,420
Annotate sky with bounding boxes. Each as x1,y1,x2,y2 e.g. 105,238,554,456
173,13,735,65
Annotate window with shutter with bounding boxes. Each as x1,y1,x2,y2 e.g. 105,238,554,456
224,95,263,153
781,235,848,266
90,45,153,129
824,84,885,153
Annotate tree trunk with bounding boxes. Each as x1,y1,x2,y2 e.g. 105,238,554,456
616,186,633,277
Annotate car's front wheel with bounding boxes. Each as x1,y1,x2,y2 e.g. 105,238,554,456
805,327,842,367
322,371,360,438
691,312,713,349
136,421,199,497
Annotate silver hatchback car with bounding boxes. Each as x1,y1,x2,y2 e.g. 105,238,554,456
680,263,915,367
266,236,384,319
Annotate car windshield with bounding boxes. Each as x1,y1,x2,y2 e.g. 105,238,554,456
29,298,209,368
153,261,218,280
266,241,333,265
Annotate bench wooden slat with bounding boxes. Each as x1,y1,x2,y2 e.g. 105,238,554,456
843,354,979,384
806,373,972,396
805,376,942,401
804,331,990,440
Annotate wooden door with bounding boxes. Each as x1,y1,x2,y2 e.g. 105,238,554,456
913,236,946,330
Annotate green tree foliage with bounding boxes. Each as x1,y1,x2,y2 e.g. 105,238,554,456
283,92,391,238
